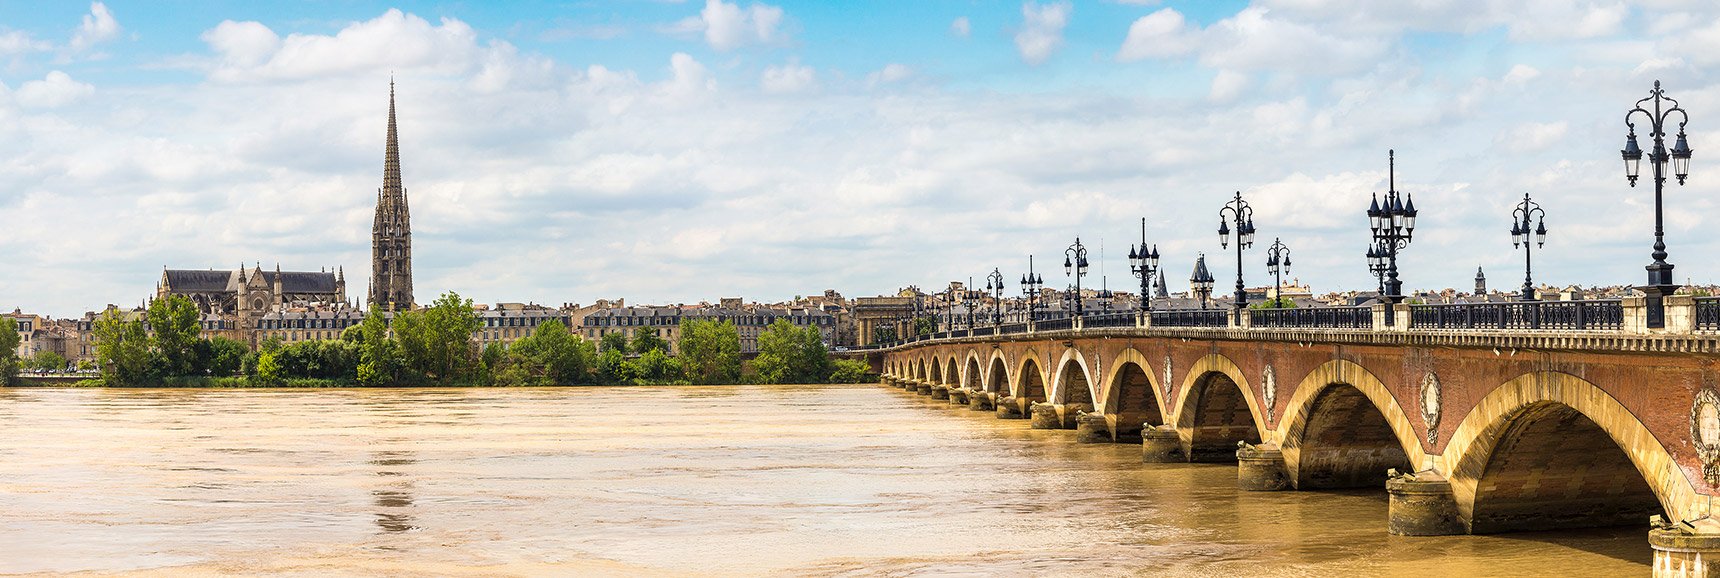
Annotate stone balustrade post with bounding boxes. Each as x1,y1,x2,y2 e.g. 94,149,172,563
1666,294,1697,334
1623,296,1650,334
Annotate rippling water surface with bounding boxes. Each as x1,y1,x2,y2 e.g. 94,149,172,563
0,385,1650,576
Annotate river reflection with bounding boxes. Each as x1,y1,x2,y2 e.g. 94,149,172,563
0,384,1649,576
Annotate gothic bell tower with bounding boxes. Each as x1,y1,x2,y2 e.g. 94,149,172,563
370,79,414,311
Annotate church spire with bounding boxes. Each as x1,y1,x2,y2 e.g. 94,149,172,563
371,78,415,310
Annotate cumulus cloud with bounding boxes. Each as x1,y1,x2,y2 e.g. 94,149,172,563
1014,1,1070,65
950,16,971,38
866,63,913,86
1117,8,1191,62
761,60,815,93
68,2,121,53
15,70,94,108
201,9,481,82
0,30,51,57
1209,70,1248,101
687,0,786,51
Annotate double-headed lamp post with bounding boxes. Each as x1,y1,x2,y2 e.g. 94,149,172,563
1265,238,1291,308
1622,80,1693,329
1065,238,1090,317
1190,253,1216,310
964,276,983,329
1366,150,1418,305
1128,217,1161,314
985,268,1005,326
1021,256,1044,322
1218,191,1256,311
1510,192,1548,301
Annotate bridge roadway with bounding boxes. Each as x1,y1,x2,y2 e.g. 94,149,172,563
855,297,1720,577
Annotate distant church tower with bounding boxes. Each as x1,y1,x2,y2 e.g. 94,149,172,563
370,80,414,310
1474,266,1487,296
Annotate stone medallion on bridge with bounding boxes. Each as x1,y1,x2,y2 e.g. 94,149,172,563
1163,356,1173,398
1691,387,1720,486
1262,365,1277,423
1420,371,1441,444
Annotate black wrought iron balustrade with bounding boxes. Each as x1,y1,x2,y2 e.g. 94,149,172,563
1249,306,1371,329
1037,317,1075,332
970,326,995,337
998,322,1029,335
1698,297,1720,332
1150,309,1230,328
1082,312,1136,328
1409,300,1622,331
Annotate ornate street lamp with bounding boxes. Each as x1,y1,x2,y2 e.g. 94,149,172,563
964,276,984,329
1129,217,1161,313
1218,191,1256,311
1065,238,1090,317
1510,192,1548,301
1265,238,1291,308
1622,80,1693,328
985,268,1005,326
1190,253,1215,310
1366,149,1417,308
1098,277,1114,313
1020,256,1044,323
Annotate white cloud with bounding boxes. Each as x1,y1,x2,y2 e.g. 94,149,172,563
1117,8,1191,62
1014,1,1070,65
68,2,121,53
1497,121,1569,152
866,63,913,86
1209,69,1248,101
0,30,50,57
201,9,482,82
16,71,94,108
951,16,971,38
1502,64,1540,85
696,0,786,51
761,60,815,93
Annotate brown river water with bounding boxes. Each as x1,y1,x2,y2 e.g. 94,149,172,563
0,384,1648,577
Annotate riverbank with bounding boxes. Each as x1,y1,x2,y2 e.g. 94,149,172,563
10,374,880,388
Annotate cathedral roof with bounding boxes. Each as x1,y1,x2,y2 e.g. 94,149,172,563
164,269,235,293
260,271,340,294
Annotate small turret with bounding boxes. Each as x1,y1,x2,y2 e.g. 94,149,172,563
1474,266,1487,296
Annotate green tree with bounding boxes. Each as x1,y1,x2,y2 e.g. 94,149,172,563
829,359,870,383
1248,297,1297,309
354,310,402,386
599,331,630,354
631,327,670,355
596,348,626,384
495,320,595,385
147,295,202,377
0,318,19,385
914,317,934,336
393,292,482,383
200,337,249,376
255,351,282,383
30,350,67,372
93,310,153,385
754,319,833,384
678,319,741,384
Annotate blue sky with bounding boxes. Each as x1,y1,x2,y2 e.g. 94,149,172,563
3,1,1720,317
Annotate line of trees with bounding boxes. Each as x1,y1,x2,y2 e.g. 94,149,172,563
78,291,872,387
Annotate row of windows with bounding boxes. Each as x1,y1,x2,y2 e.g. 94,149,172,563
258,318,362,330
586,315,833,328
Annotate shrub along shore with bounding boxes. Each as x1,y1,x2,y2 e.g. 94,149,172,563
5,292,871,388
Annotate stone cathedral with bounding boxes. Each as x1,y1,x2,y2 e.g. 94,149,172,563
370,80,415,311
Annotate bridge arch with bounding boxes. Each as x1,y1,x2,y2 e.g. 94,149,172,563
985,350,1010,396
1098,348,1165,442
944,357,959,386
1013,350,1048,404
1276,360,1424,489
929,359,943,384
1445,371,1694,534
1172,354,1265,462
962,351,983,390
1049,348,1096,408
917,358,928,382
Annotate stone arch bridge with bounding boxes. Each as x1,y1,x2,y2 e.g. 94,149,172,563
856,298,1720,577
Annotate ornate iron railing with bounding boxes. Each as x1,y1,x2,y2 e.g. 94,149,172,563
1698,297,1720,332
1037,317,1075,331
1249,306,1371,329
998,322,1029,335
970,326,995,337
1083,312,1136,328
1409,300,1622,331
1150,309,1229,328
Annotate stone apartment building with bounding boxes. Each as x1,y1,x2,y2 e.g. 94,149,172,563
581,300,836,356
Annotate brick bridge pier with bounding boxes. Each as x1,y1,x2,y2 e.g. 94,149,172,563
855,297,1720,577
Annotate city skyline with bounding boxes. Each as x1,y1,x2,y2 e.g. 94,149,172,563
5,1,1720,318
